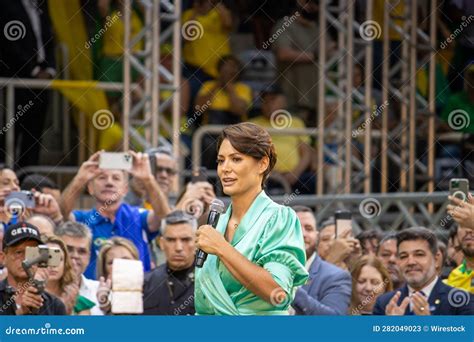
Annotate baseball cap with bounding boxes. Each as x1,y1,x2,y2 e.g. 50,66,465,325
3,222,42,248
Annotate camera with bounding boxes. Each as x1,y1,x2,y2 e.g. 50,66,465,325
24,245,62,268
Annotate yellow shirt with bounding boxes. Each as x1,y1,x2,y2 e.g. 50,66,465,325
197,81,252,114
250,116,310,173
182,8,231,77
102,10,144,57
373,0,405,41
445,260,474,294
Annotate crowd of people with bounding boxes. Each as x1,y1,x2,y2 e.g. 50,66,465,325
0,0,472,194
0,142,473,315
0,0,473,318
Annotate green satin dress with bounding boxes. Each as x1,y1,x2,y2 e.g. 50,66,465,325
195,191,308,315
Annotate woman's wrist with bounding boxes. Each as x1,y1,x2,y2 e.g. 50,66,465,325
215,239,231,259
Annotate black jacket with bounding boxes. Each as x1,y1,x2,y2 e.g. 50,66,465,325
0,0,55,77
0,279,66,315
142,263,195,315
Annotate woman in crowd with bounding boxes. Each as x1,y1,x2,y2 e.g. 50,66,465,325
194,122,308,315
349,255,393,315
45,235,94,315
95,237,140,314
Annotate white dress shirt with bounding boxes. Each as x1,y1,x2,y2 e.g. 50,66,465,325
79,275,103,316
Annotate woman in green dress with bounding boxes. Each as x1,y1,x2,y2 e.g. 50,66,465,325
195,122,308,315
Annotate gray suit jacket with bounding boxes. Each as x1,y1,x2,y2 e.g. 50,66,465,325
292,254,352,315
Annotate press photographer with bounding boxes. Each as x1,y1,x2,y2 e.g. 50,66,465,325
0,222,66,315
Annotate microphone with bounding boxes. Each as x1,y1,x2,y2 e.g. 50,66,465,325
195,199,225,268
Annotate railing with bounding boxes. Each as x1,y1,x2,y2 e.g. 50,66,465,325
219,191,452,233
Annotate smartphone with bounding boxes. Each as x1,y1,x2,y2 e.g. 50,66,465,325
5,191,35,208
450,178,469,203
148,153,157,176
335,210,352,239
99,152,133,171
192,167,207,183
25,245,62,268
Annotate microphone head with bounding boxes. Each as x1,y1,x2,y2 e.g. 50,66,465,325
210,199,225,214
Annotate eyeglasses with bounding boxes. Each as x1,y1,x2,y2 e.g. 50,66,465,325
156,166,177,176
66,245,89,256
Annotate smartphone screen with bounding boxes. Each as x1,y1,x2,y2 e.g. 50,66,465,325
335,210,352,238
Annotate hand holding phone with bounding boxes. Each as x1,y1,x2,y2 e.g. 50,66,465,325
450,178,469,203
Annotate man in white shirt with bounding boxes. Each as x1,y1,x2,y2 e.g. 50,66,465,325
55,222,102,315
374,227,474,315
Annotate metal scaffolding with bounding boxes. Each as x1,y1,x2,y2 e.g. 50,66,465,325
315,0,437,197
1,0,440,198
121,0,182,157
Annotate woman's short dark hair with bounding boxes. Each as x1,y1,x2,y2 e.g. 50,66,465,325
217,122,277,186
396,227,438,255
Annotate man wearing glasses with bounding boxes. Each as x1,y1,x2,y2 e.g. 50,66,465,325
55,221,103,315
59,151,171,280
125,146,179,209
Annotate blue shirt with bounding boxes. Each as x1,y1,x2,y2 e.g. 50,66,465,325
73,203,158,279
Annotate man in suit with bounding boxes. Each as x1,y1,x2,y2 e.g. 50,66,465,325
376,233,403,290
374,227,474,315
291,206,352,315
142,210,196,315
0,0,56,169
